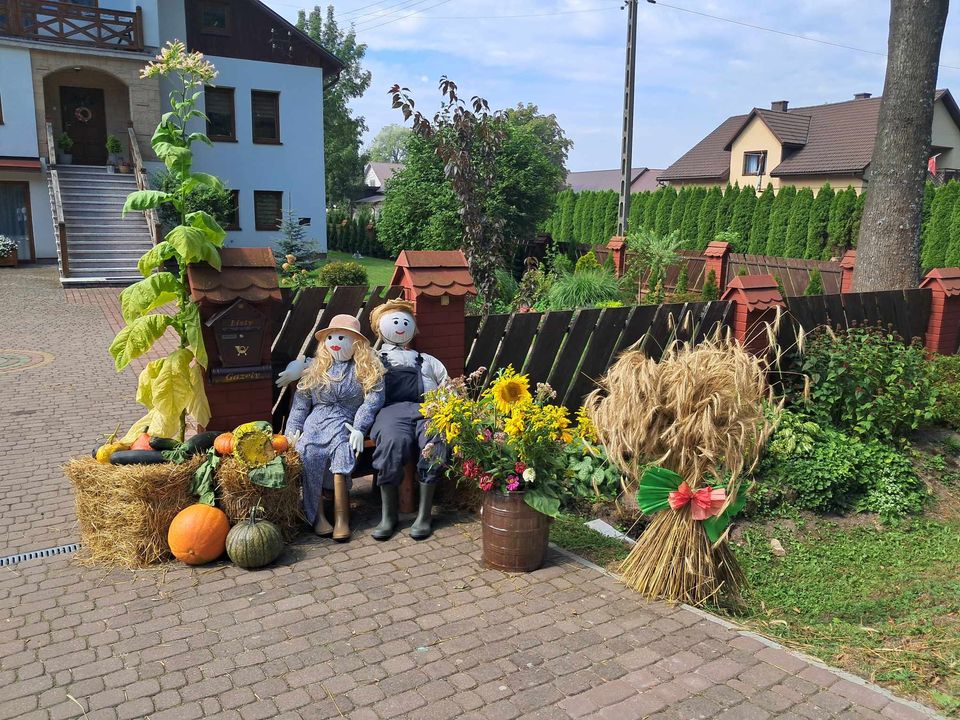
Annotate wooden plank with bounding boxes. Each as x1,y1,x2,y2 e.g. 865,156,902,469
842,293,866,328
489,312,543,376
524,311,574,384
464,314,482,360
270,286,328,362
615,304,658,355
548,308,602,402
644,302,684,361
823,292,847,331
693,301,731,344
303,285,369,358
859,291,884,328
873,290,899,337
465,313,510,376
903,288,932,344
565,306,631,408
890,290,914,342
357,285,404,343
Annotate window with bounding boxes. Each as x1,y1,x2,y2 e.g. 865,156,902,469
251,91,280,144
199,1,230,35
205,87,235,141
225,190,240,230
743,151,766,176
254,191,282,231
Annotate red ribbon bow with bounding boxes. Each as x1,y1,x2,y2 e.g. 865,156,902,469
668,481,727,521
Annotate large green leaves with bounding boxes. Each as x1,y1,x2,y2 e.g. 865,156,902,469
122,190,173,216
524,487,561,518
138,241,176,277
186,210,226,247
120,272,180,323
189,172,222,190
166,225,221,269
110,314,171,370
151,349,195,433
154,141,192,176
181,301,207,368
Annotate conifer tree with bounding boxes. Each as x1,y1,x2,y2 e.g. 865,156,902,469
766,186,796,256
675,264,689,293
696,187,723,250
804,268,824,295
643,187,664,229
850,191,867,246
826,187,857,259
571,191,585,244
559,190,576,243
628,192,646,234
728,186,757,251
679,187,706,247
804,183,834,259
603,191,619,242
784,187,814,257
714,184,739,234
576,192,594,244
654,187,677,237
701,269,719,301
944,193,960,267
669,187,689,234
747,184,775,254
922,180,957,270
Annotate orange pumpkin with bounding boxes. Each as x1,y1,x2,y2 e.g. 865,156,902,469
130,432,152,451
213,432,234,455
271,434,289,453
167,504,230,565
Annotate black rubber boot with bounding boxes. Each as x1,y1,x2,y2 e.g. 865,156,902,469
372,484,399,540
409,482,436,540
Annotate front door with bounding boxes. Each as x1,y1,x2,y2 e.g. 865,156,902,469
0,182,34,261
60,86,107,165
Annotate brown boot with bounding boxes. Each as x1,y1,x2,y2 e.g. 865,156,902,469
332,474,350,542
313,491,333,537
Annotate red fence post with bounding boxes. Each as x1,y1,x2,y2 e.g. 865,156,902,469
607,236,627,278
720,274,785,355
839,250,856,293
920,268,960,355
704,241,732,295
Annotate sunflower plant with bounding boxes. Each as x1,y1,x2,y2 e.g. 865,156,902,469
420,367,573,517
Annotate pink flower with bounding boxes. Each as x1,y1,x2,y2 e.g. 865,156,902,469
462,460,479,478
478,474,494,492
482,428,493,441
506,475,520,492
514,461,526,474
493,432,507,443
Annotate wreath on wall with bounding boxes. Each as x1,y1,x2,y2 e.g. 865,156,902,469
74,106,93,123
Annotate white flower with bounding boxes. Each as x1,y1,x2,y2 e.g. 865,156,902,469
522,468,536,484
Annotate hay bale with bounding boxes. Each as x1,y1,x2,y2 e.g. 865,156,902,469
217,450,303,541
65,456,202,568
436,476,482,513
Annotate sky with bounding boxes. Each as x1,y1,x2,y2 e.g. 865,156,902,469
262,0,960,173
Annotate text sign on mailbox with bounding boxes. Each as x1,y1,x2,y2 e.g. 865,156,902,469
206,299,266,368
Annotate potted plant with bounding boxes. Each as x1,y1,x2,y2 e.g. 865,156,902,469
118,158,133,174
105,135,122,172
421,368,570,572
0,234,18,267
56,133,74,165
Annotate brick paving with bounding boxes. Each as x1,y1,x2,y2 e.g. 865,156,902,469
0,265,944,719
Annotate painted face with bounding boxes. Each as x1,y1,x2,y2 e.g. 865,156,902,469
323,332,355,362
379,310,415,346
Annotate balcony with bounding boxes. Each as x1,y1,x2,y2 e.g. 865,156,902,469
0,0,144,51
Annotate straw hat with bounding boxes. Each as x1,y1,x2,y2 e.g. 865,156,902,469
315,314,366,343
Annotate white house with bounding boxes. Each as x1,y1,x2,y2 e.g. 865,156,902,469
0,0,341,283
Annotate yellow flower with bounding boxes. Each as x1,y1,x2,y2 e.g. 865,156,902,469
504,412,525,437
233,421,276,467
490,369,532,414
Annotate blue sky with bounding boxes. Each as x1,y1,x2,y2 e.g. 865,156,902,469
263,0,960,172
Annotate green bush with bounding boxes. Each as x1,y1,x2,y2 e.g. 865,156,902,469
153,171,234,235
802,326,937,440
574,250,601,273
930,354,960,429
701,269,719,301
545,268,620,309
316,260,368,287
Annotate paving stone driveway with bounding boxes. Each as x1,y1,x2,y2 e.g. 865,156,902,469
0,266,943,720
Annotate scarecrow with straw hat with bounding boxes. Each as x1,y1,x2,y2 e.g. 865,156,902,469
278,299,449,540
285,314,385,542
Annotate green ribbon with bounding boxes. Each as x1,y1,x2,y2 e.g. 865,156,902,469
248,455,286,489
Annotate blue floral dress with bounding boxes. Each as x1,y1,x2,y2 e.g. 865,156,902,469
287,360,385,525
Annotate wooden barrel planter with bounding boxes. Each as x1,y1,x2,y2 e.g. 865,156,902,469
481,491,552,572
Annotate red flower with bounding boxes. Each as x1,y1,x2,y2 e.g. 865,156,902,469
514,461,526,474
462,460,479,478
478,473,494,492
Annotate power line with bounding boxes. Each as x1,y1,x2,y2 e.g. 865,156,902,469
353,0,455,32
359,5,622,21
342,0,434,21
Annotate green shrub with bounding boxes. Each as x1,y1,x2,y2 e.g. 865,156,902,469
803,268,823,295
854,441,927,518
316,260,368,287
562,441,621,503
930,354,960,429
514,266,551,310
802,326,937,440
574,250,601,274
494,268,519,306
701,269,719,301
153,171,234,235
545,268,620,309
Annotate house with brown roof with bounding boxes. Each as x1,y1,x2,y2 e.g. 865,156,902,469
658,91,960,194
565,168,663,193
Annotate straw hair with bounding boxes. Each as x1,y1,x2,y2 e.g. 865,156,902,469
65,456,201,567
369,299,416,339
299,336,384,395
217,450,303,541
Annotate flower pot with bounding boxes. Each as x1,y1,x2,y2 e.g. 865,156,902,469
106,164,116,174
481,491,551,572
0,247,17,267
118,163,132,174
58,153,73,165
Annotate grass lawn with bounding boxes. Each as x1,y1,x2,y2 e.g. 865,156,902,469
324,251,396,287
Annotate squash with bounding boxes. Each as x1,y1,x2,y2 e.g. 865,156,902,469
95,441,131,464
109,449,166,464
213,432,234,455
149,436,179,451
182,431,219,456
225,507,284,569
167,504,230,565
130,432,153,451
232,422,276,467
271,434,289,453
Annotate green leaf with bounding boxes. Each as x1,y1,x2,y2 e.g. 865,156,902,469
110,314,171,371
122,190,172,216
138,241,176,277
189,172,222,190
523,487,561,518
151,122,176,146
166,225,221,268
136,358,165,408
154,141,192,175
181,302,208,368
119,272,180,323
186,210,226,247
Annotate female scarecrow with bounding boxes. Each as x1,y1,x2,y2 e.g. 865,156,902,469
286,315,384,541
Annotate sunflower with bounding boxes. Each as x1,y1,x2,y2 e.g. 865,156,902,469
491,372,532,414
233,421,277,468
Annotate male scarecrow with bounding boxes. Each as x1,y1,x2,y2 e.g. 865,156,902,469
277,299,448,540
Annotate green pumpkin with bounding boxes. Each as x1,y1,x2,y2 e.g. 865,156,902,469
225,507,284,569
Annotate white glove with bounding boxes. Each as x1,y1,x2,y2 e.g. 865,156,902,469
285,429,302,447
276,356,312,388
344,422,365,456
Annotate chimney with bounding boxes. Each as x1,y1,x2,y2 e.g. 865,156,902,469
770,100,789,112
854,92,872,100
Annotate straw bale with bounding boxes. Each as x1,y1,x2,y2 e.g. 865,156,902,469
216,450,304,541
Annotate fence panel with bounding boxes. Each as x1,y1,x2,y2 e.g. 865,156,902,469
489,312,543,375
464,314,482,359
565,306,632,406
901,289,932,343
271,287,330,364
548,308,602,403
465,313,510,375
524,311,574,382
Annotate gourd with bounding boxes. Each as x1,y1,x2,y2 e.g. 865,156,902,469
167,504,230,565
182,431,219,455
95,441,131,464
149,436,179,451
109,449,166,464
213,432,234,455
130,433,153,451
225,506,284,569
271,434,289,453
233,422,276,467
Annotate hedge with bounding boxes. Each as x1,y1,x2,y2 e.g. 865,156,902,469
545,180,951,267
326,208,392,259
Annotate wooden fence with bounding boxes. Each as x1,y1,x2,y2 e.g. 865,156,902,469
463,301,734,410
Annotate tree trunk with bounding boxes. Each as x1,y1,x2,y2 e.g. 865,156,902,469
852,0,949,291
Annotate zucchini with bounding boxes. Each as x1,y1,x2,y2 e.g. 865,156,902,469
110,450,167,465
182,431,219,455
149,436,179,451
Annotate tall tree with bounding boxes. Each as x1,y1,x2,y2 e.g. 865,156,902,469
644,187,667,230
680,187,706,247
713,183,739,234
944,192,960,266
825,187,859,259
654,187,677,237
784,187,815,257
696,187,723,250
922,180,958,269
367,124,411,163
766,186,797,256
628,192,647,234
747,184,775,254
558,189,576,243
804,183,834,258
572,192,586,243
728,186,757,251
668,187,689,235
853,0,949,290
298,5,372,206
602,190,620,243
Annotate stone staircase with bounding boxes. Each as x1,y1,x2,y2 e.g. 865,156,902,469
48,165,155,284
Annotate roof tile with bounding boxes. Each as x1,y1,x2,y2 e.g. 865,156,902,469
188,248,282,305
392,250,478,297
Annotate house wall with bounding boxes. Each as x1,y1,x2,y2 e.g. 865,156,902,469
783,175,866,194
0,172,56,259
728,116,783,190
0,46,40,158
931,100,960,170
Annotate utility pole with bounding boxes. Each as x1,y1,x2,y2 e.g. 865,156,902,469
617,0,639,236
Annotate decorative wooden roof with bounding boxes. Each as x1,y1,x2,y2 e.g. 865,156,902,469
188,247,282,305
390,250,478,298
721,274,784,311
839,250,857,270
704,241,732,258
921,267,960,297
